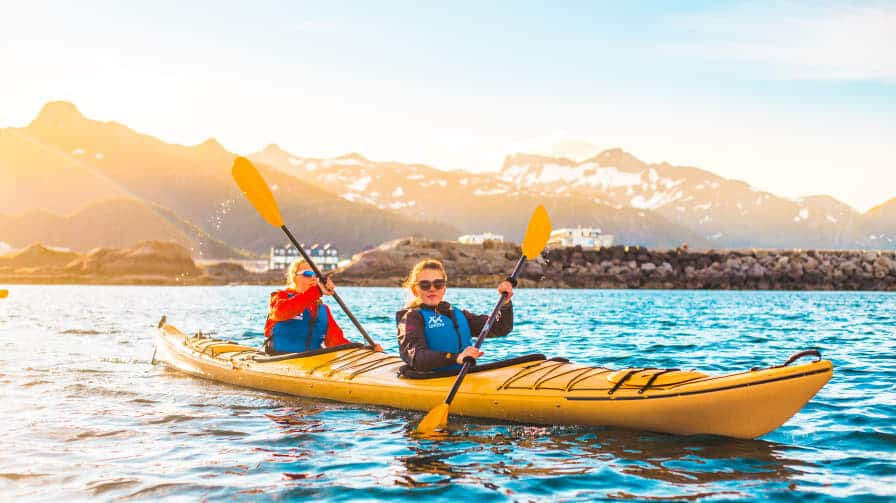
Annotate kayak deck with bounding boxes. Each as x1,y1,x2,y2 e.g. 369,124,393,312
155,321,832,438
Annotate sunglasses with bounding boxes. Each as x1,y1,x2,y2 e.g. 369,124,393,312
295,270,315,278
416,279,446,291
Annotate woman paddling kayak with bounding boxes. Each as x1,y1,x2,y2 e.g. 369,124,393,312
265,259,383,354
396,258,514,371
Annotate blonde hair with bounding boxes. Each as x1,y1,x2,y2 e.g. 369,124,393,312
286,259,310,290
403,258,447,308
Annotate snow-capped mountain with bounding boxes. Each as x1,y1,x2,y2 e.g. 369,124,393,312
250,144,888,250
249,145,709,249
498,150,862,249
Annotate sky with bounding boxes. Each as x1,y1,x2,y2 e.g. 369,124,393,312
1,0,894,212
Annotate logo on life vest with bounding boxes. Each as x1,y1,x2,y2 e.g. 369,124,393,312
292,313,304,320
426,314,446,329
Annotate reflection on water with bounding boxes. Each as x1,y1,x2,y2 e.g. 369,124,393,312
257,405,811,500
1,286,894,500
404,426,809,499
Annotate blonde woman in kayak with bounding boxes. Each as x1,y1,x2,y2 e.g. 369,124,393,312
396,258,514,371
264,259,383,354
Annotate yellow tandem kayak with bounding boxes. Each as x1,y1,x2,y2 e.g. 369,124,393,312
154,319,832,439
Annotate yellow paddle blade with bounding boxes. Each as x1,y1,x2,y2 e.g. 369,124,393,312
521,205,552,259
416,403,449,434
232,156,284,228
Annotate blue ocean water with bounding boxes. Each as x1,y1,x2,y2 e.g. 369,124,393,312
0,285,893,501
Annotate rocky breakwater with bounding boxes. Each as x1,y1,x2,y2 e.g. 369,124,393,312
334,238,896,290
535,246,896,290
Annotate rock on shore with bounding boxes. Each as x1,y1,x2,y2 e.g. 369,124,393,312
0,241,210,284
531,245,896,290
334,238,896,291
5,238,896,290
333,237,521,287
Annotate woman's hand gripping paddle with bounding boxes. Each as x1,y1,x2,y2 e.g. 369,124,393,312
416,205,552,434
231,156,379,348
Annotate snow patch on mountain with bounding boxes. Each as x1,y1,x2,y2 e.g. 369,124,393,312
474,188,508,196
589,167,642,188
660,178,682,189
324,157,365,167
348,176,372,192
540,164,579,183
343,192,376,205
630,190,682,209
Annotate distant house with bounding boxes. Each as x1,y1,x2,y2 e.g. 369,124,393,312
269,243,340,271
458,233,505,245
548,227,614,249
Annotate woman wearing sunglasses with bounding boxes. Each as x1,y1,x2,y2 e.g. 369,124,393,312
263,259,364,354
396,258,514,371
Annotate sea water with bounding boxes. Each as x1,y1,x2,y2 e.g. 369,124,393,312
0,286,893,501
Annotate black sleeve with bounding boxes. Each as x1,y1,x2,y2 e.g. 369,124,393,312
463,301,513,339
397,310,457,371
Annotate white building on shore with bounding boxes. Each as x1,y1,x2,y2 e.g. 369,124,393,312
458,233,504,245
548,227,614,249
269,243,340,271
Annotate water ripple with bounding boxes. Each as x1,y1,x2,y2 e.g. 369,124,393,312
1,286,893,501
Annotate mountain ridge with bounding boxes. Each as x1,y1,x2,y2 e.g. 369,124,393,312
251,143,889,249
2,102,461,256
3,100,894,255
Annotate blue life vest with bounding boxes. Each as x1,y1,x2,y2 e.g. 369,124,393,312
271,302,330,353
418,306,472,371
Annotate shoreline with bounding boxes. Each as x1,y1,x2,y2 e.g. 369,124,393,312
3,281,895,293
4,239,896,291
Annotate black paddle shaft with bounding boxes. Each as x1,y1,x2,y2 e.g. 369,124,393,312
443,255,527,405
280,225,377,347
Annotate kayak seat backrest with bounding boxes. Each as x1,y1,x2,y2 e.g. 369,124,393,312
185,337,254,357
399,354,548,379
205,344,254,357
252,343,366,362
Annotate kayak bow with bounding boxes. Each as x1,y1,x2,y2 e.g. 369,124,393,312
154,320,832,439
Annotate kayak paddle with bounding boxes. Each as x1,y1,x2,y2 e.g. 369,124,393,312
231,156,378,348
416,205,552,434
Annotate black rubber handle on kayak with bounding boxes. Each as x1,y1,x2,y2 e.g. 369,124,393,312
281,225,377,348
782,349,822,366
443,255,526,406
